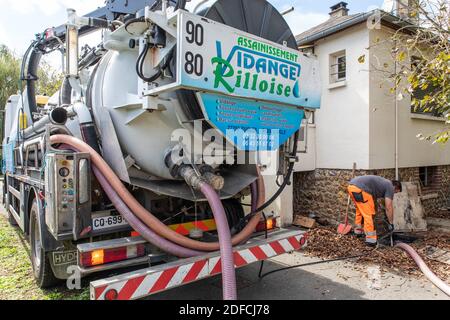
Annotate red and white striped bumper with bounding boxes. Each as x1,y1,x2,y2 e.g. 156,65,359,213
90,229,308,300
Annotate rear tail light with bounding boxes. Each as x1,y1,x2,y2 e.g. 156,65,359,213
80,244,146,267
131,231,140,237
255,218,277,233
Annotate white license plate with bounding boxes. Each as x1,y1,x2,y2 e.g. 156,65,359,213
92,215,129,231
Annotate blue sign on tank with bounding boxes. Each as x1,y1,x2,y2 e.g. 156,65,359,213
198,93,304,151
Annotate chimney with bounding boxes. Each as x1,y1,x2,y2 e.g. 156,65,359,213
329,2,349,18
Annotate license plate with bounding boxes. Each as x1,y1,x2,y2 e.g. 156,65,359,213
92,215,129,231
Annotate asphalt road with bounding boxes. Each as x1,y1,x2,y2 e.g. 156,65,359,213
149,252,448,300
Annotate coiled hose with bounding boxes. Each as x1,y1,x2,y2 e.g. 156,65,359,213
396,243,450,297
50,134,265,252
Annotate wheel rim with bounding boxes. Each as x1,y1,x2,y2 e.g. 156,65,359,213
32,214,42,274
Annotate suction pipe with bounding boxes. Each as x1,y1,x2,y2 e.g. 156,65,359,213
93,166,204,258
176,164,238,300
52,135,265,300
396,243,450,297
49,134,265,252
57,143,204,258
199,182,237,300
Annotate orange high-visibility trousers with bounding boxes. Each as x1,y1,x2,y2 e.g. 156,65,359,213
347,185,377,244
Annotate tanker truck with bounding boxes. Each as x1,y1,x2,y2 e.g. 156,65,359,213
1,0,321,300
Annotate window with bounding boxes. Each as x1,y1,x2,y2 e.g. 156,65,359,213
419,166,438,189
330,51,346,83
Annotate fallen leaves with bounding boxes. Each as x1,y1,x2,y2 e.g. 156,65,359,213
303,227,450,282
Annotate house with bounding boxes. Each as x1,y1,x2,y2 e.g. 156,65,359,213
291,1,450,224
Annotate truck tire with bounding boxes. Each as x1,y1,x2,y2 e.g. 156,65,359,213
29,199,59,288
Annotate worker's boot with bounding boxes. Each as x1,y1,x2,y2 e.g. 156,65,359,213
365,241,377,248
353,226,364,238
365,235,378,248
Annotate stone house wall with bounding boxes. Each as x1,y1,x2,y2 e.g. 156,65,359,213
293,165,450,224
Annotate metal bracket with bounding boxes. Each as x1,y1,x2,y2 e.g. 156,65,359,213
145,7,179,38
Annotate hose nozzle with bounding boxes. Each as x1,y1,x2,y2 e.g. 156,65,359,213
179,165,205,190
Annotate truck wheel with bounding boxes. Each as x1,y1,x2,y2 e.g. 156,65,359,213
29,199,59,288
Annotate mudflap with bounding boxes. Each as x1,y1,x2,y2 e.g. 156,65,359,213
48,249,79,280
35,194,74,280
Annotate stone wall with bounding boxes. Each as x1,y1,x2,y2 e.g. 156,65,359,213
293,165,450,224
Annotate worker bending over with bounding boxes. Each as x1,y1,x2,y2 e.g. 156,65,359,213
348,176,402,247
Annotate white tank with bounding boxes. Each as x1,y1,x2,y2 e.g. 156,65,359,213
75,0,306,200
90,50,199,180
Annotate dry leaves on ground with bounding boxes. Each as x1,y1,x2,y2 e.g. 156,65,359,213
303,227,450,282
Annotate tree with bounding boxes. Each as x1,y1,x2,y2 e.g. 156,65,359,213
0,45,21,157
388,0,449,144
0,45,21,112
0,44,63,158
36,59,63,97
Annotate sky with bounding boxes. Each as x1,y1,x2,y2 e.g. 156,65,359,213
0,0,385,67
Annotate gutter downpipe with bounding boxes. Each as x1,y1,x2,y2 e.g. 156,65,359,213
394,40,399,180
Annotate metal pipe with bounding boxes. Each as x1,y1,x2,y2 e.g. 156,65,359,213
23,108,69,138
394,40,399,180
396,243,450,297
280,6,294,16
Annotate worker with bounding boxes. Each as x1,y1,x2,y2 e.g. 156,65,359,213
348,176,402,247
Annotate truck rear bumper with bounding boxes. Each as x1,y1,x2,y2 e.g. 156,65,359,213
90,228,308,300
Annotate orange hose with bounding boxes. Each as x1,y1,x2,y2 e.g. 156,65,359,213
50,135,264,252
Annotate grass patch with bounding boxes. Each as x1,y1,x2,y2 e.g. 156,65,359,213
0,214,89,300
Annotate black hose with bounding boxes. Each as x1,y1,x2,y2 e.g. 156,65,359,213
232,131,300,235
136,42,175,83
22,43,43,121
258,253,369,280
136,43,163,82
252,130,299,215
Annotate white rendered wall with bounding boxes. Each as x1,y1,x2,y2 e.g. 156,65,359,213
368,26,450,169
313,24,371,170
